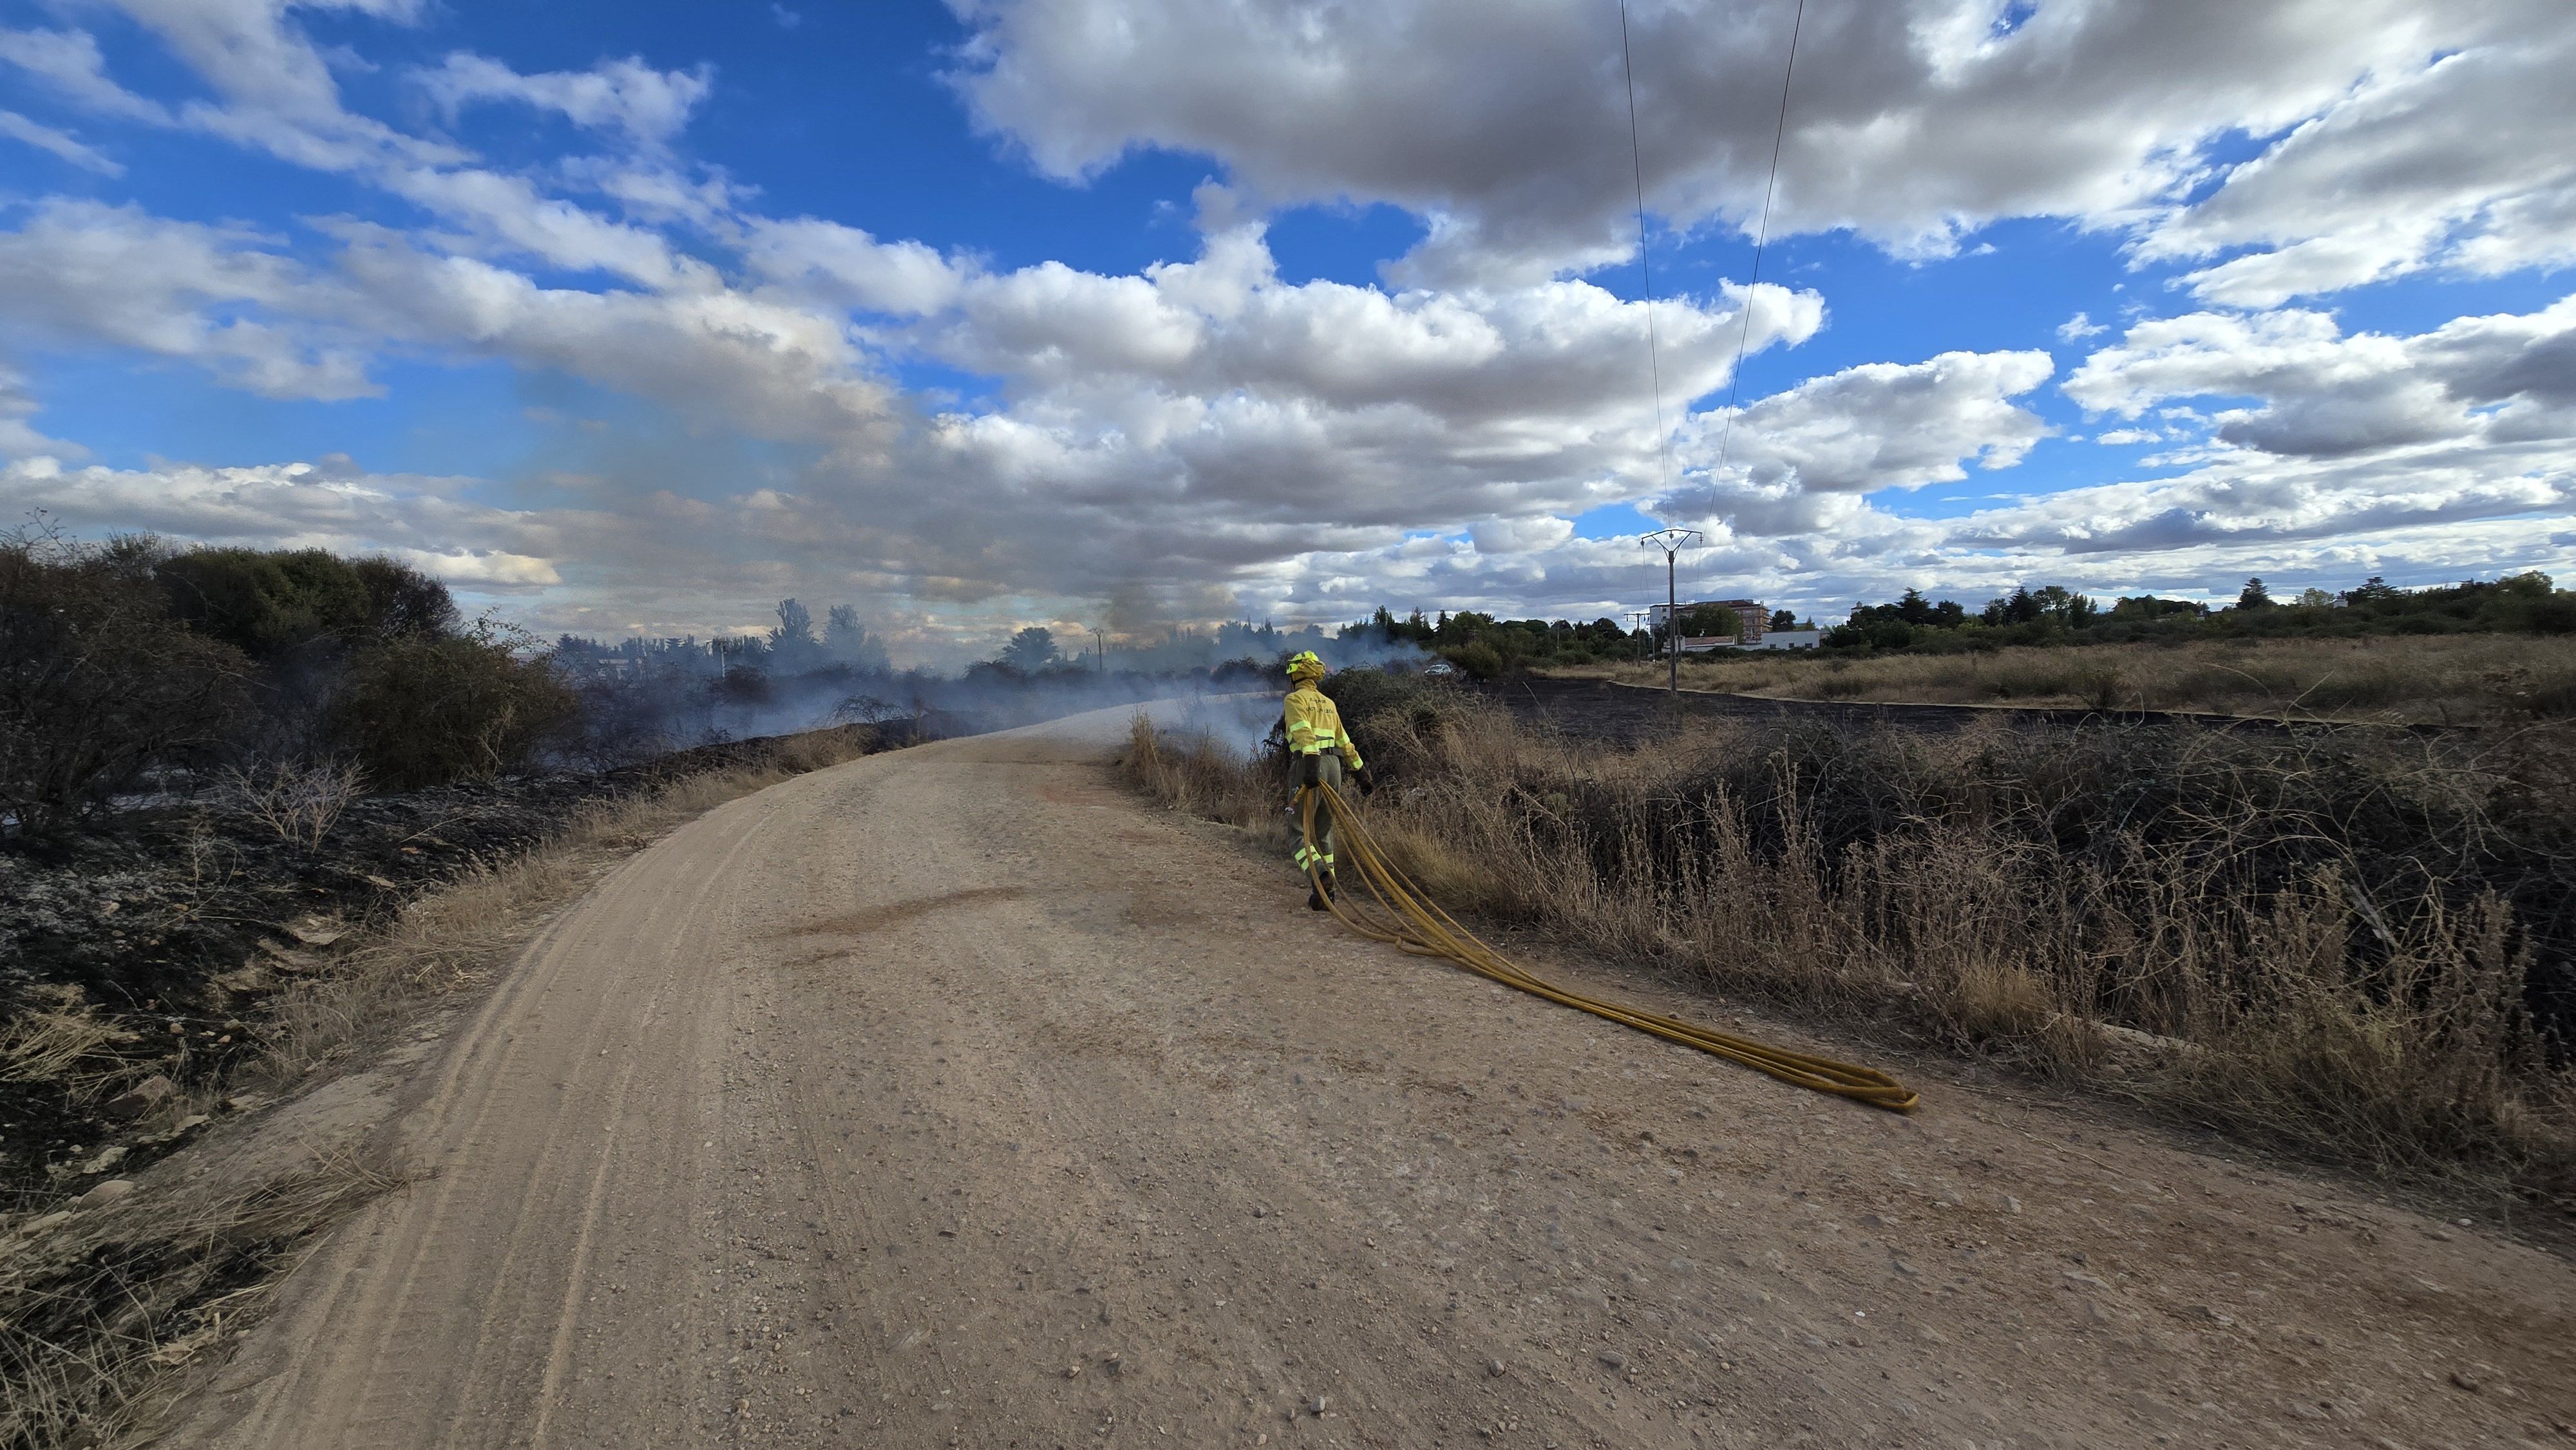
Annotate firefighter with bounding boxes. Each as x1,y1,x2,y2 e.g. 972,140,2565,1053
1282,650,1376,909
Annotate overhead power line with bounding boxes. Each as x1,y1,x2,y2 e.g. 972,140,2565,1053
1616,0,1669,497
1709,0,1806,485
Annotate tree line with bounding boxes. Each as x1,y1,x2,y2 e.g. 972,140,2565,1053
1328,572,2575,678
1823,572,2576,654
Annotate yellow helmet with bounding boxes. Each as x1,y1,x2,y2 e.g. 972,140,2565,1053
1285,649,1326,681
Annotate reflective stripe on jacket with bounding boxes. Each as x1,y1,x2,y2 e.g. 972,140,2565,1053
1282,683,1363,769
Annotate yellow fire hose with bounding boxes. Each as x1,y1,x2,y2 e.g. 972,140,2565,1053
1298,780,1918,1113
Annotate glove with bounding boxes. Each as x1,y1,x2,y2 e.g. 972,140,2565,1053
1356,765,1378,796
1299,753,1321,787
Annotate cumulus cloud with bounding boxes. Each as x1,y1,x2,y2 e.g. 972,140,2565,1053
744,218,971,317
2056,312,2107,343
946,0,2515,285
2066,297,2576,459
0,200,375,399
946,0,2573,312
1884,295,2576,578
331,227,897,445
6,0,2570,646
1287,292,2576,622
1656,349,2053,535
0,450,553,565
1946,450,2570,557
1469,515,1575,555
417,53,716,147
2137,15,2576,305
931,226,1820,423
95,0,453,172
390,547,563,589
377,165,696,285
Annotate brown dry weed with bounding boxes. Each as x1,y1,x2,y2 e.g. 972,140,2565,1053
1122,697,2576,1227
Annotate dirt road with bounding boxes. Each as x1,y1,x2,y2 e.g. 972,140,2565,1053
172,703,2575,1449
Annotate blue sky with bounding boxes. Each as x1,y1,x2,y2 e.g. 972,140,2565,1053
2,0,2571,659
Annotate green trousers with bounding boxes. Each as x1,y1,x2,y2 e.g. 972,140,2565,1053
1291,752,1343,878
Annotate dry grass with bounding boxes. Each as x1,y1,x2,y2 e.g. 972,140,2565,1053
0,724,886,1450
1556,634,2576,724
1123,691,2576,1226
0,1148,397,1450
1,998,140,1100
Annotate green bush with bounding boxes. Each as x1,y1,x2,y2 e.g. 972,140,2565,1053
1443,640,1504,680
331,627,578,789
157,547,454,661
351,555,462,638
1,531,249,832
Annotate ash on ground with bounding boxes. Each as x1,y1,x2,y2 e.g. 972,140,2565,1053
0,726,909,1196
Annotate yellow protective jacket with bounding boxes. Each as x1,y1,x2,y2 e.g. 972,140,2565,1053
1283,683,1363,769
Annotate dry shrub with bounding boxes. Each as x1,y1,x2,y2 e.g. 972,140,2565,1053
762,724,880,776
1127,690,2576,1213
218,757,366,849
1121,710,1287,845
330,627,580,790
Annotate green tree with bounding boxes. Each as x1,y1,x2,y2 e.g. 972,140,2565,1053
352,556,460,637
1676,605,1743,639
332,622,578,789
823,604,891,672
156,547,455,660
999,625,1059,672
2237,577,2273,610
1448,639,1504,679
768,598,824,672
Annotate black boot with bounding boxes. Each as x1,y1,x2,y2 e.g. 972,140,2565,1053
1321,869,1340,901
1307,885,1329,910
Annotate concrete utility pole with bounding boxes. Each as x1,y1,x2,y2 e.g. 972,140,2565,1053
1088,626,1106,673
1639,528,1703,694
1625,609,1651,664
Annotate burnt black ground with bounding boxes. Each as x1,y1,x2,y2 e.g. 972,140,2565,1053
1473,673,2343,745
0,726,917,1195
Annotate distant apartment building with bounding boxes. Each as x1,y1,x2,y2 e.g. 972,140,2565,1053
1738,628,1822,651
1650,599,1768,644
1647,599,1821,652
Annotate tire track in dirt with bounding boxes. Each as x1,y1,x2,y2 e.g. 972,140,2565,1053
167,703,2576,1449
